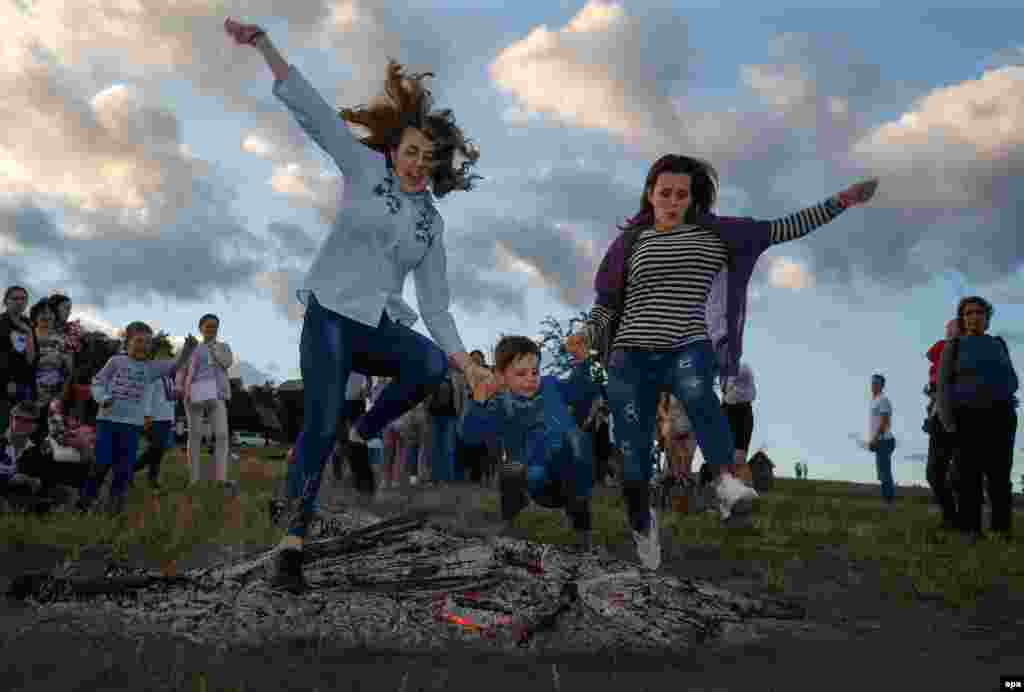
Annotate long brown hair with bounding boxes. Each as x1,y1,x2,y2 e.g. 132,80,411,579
339,59,481,198
956,295,994,333
619,154,719,230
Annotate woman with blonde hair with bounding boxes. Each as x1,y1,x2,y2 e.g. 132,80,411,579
224,17,488,593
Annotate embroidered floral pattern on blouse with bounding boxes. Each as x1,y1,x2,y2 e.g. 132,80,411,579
414,204,437,248
373,175,402,215
373,172,438,248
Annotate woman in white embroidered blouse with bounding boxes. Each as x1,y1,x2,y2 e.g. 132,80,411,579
224,16,490,593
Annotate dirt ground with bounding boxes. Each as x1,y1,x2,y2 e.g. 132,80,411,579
2,481,1023,692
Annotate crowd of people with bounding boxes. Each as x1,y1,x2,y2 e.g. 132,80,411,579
0,15,1015,599
0,284,237,514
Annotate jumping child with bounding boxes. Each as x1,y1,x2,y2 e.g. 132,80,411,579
460,336,602,551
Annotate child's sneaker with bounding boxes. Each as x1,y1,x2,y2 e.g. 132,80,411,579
715,472,758,522
270,548,308,594
631,508,661,570
499,464,530,522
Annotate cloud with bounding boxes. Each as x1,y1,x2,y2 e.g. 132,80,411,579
816,65,1024,288
254,269,306,323
0,34,267,307
853,66,1024,208
739,32,885,152
269,163,344,226
71,304,121,337
489,2,696,154
766,257,815,291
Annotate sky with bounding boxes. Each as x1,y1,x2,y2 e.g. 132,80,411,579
2,0,1023,488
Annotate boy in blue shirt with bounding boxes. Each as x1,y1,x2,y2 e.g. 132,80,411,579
460,335,601,550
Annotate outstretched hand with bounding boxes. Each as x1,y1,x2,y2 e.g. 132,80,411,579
464,362,498,401
565,333,588,362
838,178,879,207
224,17,264,45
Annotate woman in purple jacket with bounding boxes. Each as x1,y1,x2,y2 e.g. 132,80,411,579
571,154,877,570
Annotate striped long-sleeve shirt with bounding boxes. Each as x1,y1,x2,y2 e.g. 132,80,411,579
589,199,846,355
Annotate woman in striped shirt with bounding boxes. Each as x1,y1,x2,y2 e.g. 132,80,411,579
571,154,877,570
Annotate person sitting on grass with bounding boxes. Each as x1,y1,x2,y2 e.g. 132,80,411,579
78,322,197,514
1,402,47,503
48,379,97,465
2,401,87,511
459,335,602,552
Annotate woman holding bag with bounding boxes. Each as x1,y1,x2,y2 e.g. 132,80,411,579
177,314,233,485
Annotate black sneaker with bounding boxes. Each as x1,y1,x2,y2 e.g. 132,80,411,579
270,548,308,594
499,465,530,521
347,442,377,498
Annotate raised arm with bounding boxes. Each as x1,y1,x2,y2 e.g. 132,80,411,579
224,18,382,190
764,178,878,246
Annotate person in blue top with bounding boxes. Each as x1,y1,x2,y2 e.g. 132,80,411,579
224,17,489,593
461,336,603,551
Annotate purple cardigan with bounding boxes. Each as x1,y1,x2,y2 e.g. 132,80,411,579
592,206,842,378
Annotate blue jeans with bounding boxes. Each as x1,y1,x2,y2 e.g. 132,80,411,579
80,420,142,504
605,341,735,530
528,428,594,503
874,437,896,502
430,415,457,482
287,295,447,537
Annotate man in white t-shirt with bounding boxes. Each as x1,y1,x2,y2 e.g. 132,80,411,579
868,373,896,504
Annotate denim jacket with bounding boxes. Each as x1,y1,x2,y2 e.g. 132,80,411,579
460,362,601,467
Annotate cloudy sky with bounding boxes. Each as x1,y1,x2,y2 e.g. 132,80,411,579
3,0,1023,487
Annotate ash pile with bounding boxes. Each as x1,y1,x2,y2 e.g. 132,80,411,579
6,507,805,655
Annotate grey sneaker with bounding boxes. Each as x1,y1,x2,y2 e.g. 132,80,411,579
631,508,661,570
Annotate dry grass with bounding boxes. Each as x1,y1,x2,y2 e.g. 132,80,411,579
3,448,1021,610
506,478,1024,609
0,445,286,569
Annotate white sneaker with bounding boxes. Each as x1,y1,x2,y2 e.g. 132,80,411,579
631,508,661,570
715,472,758,521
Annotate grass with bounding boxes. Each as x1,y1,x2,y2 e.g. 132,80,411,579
3,449,1022,610
489,478,1024,610
0,445,287,572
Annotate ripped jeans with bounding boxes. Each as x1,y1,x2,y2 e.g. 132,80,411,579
605,341,735,531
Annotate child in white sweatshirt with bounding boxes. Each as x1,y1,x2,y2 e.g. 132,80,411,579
79,322,196,513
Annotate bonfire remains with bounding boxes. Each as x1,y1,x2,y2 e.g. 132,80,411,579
7,506,805,655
